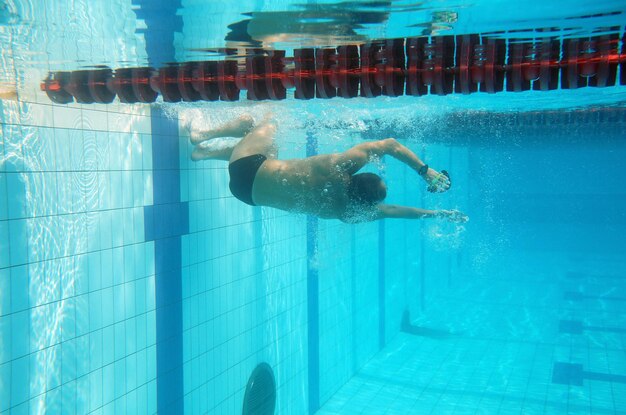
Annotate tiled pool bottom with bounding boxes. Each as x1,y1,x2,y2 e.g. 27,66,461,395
317,333,625,415
316,252,626,415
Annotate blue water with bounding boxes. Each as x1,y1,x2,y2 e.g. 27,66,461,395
1,1,626,414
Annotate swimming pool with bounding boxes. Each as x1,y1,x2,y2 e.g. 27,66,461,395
1,1,625,414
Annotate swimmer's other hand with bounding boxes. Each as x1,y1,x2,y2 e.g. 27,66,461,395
437,209,468,223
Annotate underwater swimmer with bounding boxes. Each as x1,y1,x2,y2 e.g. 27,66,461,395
190,115,468,224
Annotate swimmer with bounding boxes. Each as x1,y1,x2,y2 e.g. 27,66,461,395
190,115,468,224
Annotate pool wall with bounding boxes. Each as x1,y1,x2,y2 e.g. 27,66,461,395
0,97,158,414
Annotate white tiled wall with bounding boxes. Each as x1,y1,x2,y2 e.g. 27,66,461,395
0,97,157,415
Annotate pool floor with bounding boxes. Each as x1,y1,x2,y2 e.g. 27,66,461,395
317,251,626,415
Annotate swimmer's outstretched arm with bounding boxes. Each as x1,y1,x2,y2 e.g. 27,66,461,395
335,138,426,174
374,204,468,223
335,138,450,189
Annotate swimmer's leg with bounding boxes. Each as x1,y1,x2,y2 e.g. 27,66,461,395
190,114,254,145
229,118,278,163
191,145,234,162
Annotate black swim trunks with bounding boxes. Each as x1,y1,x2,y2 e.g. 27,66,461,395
228,154,267,206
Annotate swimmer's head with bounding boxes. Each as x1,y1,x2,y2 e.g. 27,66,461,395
347,173,387,207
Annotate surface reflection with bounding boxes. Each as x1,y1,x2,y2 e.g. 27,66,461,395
221,1,459,49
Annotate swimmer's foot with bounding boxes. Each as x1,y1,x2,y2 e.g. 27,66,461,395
190,114,254,145
423,168,451,193
0,83,18,100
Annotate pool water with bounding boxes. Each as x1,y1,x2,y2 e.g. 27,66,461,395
1,1,626,414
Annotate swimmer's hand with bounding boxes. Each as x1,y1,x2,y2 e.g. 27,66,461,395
437,209,468,223
423,168,451,193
